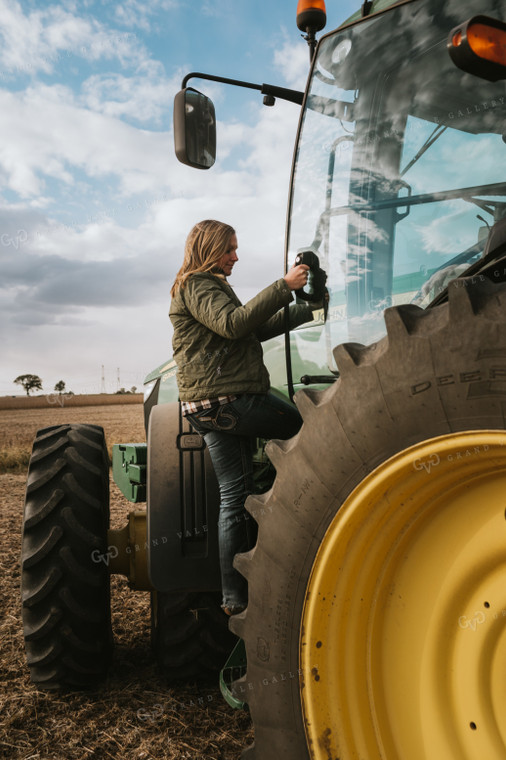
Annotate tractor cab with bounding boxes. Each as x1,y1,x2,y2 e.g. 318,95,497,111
286,0,506,385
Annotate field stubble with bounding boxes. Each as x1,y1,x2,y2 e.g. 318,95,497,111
0,403,252,759
0,402,146,474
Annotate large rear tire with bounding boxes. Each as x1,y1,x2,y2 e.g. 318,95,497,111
151,590,237,681
232,277,506,759
21,424,112,689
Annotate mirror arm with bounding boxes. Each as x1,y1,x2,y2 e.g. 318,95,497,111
181,72,304,106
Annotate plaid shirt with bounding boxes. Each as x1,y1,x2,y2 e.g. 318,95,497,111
181,395,238,416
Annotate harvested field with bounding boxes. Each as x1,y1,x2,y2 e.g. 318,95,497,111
0,394,144,410
0,403,146,473
0,404,253,759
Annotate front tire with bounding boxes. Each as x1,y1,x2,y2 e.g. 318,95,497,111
151,590,237,681
232,277,506,759
21,424,112,689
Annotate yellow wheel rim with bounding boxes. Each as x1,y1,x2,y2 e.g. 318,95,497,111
300,431,506,760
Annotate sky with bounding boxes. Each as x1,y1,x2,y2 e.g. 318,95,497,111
0,0,358,397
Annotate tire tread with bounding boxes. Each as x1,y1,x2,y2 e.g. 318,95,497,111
21,424,112,689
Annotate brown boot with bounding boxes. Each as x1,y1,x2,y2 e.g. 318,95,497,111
223,604,247,616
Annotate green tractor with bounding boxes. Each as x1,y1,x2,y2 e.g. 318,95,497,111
21,0,506,757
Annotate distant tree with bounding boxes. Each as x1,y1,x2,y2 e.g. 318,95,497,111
54,380,66,395
130,386,137,394
14,374,43,396
116,387,127,395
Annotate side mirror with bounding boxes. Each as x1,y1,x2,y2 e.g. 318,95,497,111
173,87,216,170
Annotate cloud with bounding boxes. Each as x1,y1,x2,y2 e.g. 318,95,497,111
0,84,172,200
114,0,179,32
0,197,178,394
80,61,178,126
415,204,476,256
0,0,146,76
273,37,311,91
0,92,299,337
199,0,231,18
0,223,170,330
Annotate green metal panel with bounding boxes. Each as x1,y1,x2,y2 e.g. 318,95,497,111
112,443,147,503
144,357,176,385
143,358,180,405
219,638,248,710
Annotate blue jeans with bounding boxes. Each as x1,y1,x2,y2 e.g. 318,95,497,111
186,392,302,610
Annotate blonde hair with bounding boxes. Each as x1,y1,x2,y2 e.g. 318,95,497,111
171,219,236,296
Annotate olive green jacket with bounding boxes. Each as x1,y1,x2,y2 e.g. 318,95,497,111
169,273,313,401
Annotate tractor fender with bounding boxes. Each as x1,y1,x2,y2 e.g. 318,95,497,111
147,402,222,593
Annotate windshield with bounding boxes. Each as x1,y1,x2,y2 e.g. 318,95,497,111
287,0,506,374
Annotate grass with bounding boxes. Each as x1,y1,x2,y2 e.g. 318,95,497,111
0,446,31,473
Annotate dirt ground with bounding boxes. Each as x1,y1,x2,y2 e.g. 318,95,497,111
0,402,148,457
0,405,253,760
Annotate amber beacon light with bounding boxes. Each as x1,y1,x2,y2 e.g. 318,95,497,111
296,0,327,34
297,0,326,61
448,14,506,81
